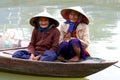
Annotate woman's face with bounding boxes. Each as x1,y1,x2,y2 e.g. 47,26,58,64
38,17,49,28
69,10,79,22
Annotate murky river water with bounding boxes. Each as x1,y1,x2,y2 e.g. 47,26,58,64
0,0,120,80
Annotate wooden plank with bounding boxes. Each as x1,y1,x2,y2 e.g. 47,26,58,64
0,47,27,51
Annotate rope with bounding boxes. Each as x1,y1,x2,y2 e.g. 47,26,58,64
113,64,120,68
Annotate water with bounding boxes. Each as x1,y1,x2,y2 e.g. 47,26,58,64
0,72,87,80
0,0,120,80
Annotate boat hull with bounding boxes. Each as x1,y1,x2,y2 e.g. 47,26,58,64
0,56,117,77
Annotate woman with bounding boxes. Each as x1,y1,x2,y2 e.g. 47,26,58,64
57,6,90,62
12,11,60,61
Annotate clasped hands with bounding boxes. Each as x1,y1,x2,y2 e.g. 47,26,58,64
64,37,76,42
29,54,41,61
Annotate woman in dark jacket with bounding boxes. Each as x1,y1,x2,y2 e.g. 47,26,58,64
12,11,60,61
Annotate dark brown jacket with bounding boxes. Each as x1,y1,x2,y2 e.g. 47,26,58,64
28,27,60,55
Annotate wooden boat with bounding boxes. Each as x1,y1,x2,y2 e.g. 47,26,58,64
0,48,118,77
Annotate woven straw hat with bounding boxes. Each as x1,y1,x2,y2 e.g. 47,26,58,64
61,6,89,24
30,11,59,27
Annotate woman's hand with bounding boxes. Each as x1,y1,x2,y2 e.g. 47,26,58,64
29,54,35,61
29,54,41,61
34,55,41,61
63,37,76,42
71,37,76,39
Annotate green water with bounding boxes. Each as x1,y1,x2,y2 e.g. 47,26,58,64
0,72,87,80
0,0,120,80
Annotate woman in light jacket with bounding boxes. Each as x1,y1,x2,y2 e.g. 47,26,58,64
57,6,90,62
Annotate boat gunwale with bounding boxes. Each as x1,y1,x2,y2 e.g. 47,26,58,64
0,56,118,65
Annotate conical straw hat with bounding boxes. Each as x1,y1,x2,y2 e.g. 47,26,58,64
30,11,59,27
61,6,89,24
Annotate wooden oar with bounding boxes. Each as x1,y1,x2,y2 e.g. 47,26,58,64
0,47,27,52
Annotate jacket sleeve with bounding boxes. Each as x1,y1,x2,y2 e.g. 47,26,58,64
59,23,67,44
50,28,60,52
28,28,36,54
76,23,90,49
